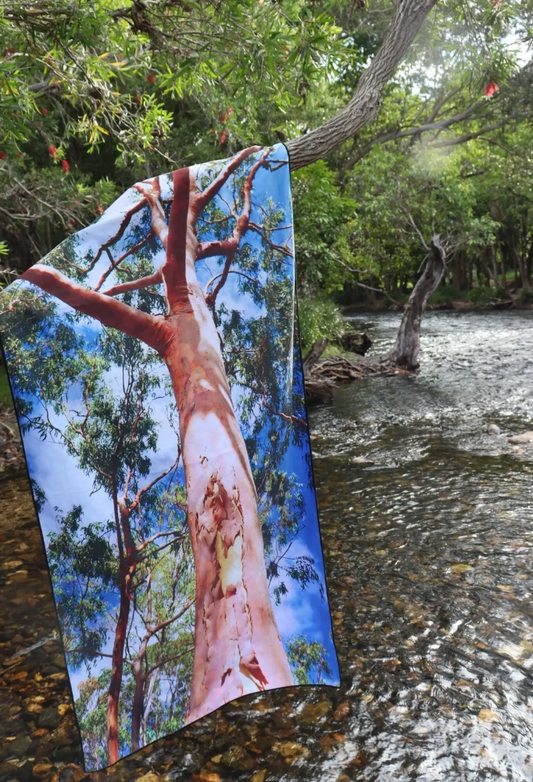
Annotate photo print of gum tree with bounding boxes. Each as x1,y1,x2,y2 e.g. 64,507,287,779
0,143,340,771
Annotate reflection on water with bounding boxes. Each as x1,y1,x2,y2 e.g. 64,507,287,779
309,310,533,780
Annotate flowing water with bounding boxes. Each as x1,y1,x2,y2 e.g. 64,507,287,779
2,309,533,782
308,310,533,781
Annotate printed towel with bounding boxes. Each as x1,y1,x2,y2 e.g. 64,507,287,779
0,143,339,771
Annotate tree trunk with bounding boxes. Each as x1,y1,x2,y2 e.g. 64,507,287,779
131,642,148,752
107,571,130,764
107,501,137,764
162,167,292,722
386,236,446,370
527,234,533,285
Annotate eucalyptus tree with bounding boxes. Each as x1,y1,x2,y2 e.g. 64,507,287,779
0,287,195,763
2,144,333,765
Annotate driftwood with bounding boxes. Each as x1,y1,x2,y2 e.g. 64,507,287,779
303,335,408,404
303,236,451,403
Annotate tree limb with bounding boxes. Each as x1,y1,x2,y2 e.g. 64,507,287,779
23,265,172,354
102,269,163,297
285,0,440,170
193,145,261,216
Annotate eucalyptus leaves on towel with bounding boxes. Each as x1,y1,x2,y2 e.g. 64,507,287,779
0,144,339,771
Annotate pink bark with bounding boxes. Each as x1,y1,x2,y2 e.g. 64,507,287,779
21,149,293,736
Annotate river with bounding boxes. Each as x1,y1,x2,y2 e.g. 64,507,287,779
309,309,533,781
2,309,533,781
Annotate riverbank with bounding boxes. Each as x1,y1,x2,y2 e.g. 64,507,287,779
342,298,533,313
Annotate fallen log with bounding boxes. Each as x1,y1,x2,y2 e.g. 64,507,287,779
303,340,410,404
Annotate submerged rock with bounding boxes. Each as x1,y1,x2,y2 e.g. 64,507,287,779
509,431,533,444
487,424,501,436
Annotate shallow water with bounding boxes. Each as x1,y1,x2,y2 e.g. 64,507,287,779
2,310,533,782
309,310,533,781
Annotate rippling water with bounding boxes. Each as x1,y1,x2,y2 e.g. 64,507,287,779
309,310,533,781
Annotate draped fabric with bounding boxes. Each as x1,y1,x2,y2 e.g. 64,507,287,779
0,143,339,771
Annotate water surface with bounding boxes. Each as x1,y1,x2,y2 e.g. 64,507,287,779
309,310,533,781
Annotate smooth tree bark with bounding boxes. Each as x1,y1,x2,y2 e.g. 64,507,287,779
23,146,294,750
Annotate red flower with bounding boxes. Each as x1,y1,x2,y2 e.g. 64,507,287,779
48,145,57,159
219,130,227,144
96,203,104,215
147,72,156,84
0,152,6,160
16,152,22,157
484,81,499,98
218,106,235,123
41,108,48,116
61,159,70,173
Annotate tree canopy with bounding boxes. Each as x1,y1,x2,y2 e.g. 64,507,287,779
1,0,532,315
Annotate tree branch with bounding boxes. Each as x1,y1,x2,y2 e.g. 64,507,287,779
285,0,440,170
200,148,272,305
145,646,195,677
145,598,194,637
23,265,172,354
134,179,168,249
129,450,181,512
102,269,163,297
247,222,293,257
204,269,257,296
340,100,486,174
428,119,511,148
193,145,261,216
86,197,148,273
94,232,154,292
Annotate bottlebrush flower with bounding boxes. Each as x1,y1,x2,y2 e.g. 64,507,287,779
484,81,499,98
219,130,227,144
61,159,70,173
0,152,6,160
48,145,57,159
41,108,48,116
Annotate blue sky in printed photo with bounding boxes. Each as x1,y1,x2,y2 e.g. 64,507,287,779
3,143,339,698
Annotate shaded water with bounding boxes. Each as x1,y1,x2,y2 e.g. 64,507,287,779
2,310,533,782
309,310,533,781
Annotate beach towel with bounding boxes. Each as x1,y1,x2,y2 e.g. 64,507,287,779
0,143,339,771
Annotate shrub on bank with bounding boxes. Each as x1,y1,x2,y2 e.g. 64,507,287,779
298,296,346,354
467,286,498,305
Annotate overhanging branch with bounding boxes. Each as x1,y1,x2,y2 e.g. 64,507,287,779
285,0,440,170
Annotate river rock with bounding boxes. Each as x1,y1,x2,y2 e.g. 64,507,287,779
38,707,60,729
219,745,255,771
6,734,31,757
170,752,204,774
509,431,533,444
487,424,501,436
58,764,87,782
32,763,53,778
299,699,333,725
